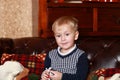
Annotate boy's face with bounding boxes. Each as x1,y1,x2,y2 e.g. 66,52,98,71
53,24,79,53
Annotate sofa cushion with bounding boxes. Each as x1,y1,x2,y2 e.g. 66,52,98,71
1,53,46,76
88,68,120,80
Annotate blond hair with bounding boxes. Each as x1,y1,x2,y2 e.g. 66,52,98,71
52,16,78,32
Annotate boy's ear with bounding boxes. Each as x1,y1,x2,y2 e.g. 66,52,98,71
75,31,79,40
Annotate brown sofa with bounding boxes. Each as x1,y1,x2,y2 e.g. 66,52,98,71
0,37,120,79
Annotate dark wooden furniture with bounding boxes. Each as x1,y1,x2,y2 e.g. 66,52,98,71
39,0,120,38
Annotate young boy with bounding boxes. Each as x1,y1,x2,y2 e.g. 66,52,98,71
41,16,89,80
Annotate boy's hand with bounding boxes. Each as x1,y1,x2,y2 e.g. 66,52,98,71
41,69,51,80
50,70,62,80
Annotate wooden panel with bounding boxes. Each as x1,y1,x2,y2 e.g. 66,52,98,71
39,0,48,38
48,7,93,34
98,8,120,32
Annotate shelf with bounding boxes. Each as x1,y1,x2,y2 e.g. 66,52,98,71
48,2,120,8
79,32,120,36
39,0,120,37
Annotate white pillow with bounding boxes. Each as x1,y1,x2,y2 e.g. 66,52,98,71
109,73,120,80
0,61,24,80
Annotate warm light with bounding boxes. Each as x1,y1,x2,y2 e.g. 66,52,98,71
58,0,64,3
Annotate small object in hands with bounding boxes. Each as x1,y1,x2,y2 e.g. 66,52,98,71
46,67,54,80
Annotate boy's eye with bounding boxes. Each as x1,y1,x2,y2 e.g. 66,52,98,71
65,33,70,36
55,35,61,37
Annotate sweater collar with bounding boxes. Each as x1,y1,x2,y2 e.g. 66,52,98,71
57,44,77,56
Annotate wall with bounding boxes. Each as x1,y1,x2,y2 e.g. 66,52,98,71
0,0,38,38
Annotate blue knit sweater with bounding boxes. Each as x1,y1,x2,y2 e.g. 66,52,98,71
44,46,89,80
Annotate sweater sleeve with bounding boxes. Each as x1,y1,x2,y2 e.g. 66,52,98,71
62,53,89,80
44,53,51,69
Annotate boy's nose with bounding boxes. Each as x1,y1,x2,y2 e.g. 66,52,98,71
61,35,65,41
